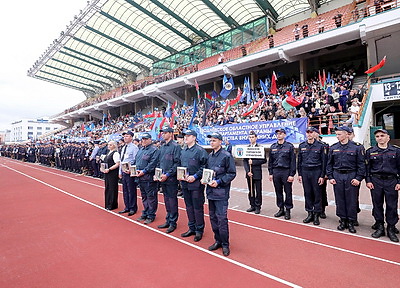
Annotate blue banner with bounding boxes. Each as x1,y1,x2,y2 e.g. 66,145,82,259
191,118,308,145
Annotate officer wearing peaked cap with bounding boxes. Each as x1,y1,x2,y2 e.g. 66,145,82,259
180,129,208,242
205,132,236,256
366,129,400,242
297,127,327,225
268,128,296,220
326,126,366,233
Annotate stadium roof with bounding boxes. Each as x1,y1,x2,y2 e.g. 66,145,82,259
28,0,320,97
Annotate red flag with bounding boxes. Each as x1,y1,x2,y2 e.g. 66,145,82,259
223,100,231,113
144,111,156,119
149,118,157,130
322,69,326,88
318,70,323,88
171,101,177,110
365,56,386,75
270,72,277,95
230,87,242,106
243,97,265,117
204,92,213,101
194,79,200,100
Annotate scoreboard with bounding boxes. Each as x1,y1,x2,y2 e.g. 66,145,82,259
383,80,400,100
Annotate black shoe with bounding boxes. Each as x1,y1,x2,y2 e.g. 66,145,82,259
353,220,359,227
246,207,255,212
313,213,320,226
136,216,146,221
337,219,348,231
320,210,327,219
372,223,385,238
222,247,230,256
274,208,285,217
284,209,291,220
303,212,314,223
181,230,196,237
166,226,176,233
128,211,136,216
208,242,221,251
387,226,399,242
348,221,357,233
118,209,129,214
144,218,154,224
177,191,183,197
371,221,380,230
255,208,260,214
194,233,203,242
394,226,399,234
158,223,169,229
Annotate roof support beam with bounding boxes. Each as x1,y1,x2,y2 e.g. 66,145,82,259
35,75,95,94
201,0,239,28
124,0,194,44
44,64,105,86
72,37,150,71
84,26,160,61
60,48,123,78
254,0,279,20
99,11,177,54
39,70,103,91
149,0,211,39
50,58,113,82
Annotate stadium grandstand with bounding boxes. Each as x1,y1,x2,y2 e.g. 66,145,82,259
26,0,400,147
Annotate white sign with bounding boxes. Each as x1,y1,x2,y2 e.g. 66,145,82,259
232,145,265,159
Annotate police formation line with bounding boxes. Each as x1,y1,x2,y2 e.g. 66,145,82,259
1,126,399,257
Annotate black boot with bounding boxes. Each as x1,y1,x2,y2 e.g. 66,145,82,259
284,209,291,220
274,208,285,217
371,222,385,238
313,213,320,225
320,209,327,219
387,225,399,242
348,220,357,233
337,218,348,231
371,221,380,230
303,212,313,223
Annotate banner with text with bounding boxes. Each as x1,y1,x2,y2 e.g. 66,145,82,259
191,118,308,146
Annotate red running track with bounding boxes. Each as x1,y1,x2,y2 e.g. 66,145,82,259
1,158,399,288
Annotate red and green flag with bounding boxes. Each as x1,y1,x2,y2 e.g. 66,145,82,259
365,56,386,76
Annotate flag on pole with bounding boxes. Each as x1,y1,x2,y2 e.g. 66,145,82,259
212,90,218,99
204,92,213,101
259,79,269,97
322,70,327,89
220,76,235,99
270,72,278,95
365,56,386,75
188,99,198,128
230,87,242,106
243,97,265,117
194,79,200,100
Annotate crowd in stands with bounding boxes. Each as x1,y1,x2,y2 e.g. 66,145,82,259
48,64,366,145
59,1,393,116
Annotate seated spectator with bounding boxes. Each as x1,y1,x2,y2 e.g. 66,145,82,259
268,34,274,48
333,11,343,28
302,24,309,38
217,53,225,64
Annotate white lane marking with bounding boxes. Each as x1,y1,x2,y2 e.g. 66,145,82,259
1,164,301,288
8,159,400,245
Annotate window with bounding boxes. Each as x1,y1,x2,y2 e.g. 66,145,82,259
45,127,50,130
28,126,33,130
37,127,42,130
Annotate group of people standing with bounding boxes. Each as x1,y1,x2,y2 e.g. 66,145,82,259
244,126,400,242
101,127,236,256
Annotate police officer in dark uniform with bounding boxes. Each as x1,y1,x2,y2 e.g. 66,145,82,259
205,132,236,257
366,129,400,242
156,127,181,233
134,132,160,224
268,128,296,220
326,126,366,233
180,129,208,241
243,131,267,214
298,127,327,225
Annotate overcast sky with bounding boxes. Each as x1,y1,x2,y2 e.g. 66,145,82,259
0,0,89,131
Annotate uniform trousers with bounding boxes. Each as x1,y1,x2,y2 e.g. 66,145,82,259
138,181,158,220
208,199,229,248
302,168,322,213
370,176,399,226
332,171,358,221
161,182,179,227
272,168,293,210
247,178,262,209
122,173,138,213
183,186,205,234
